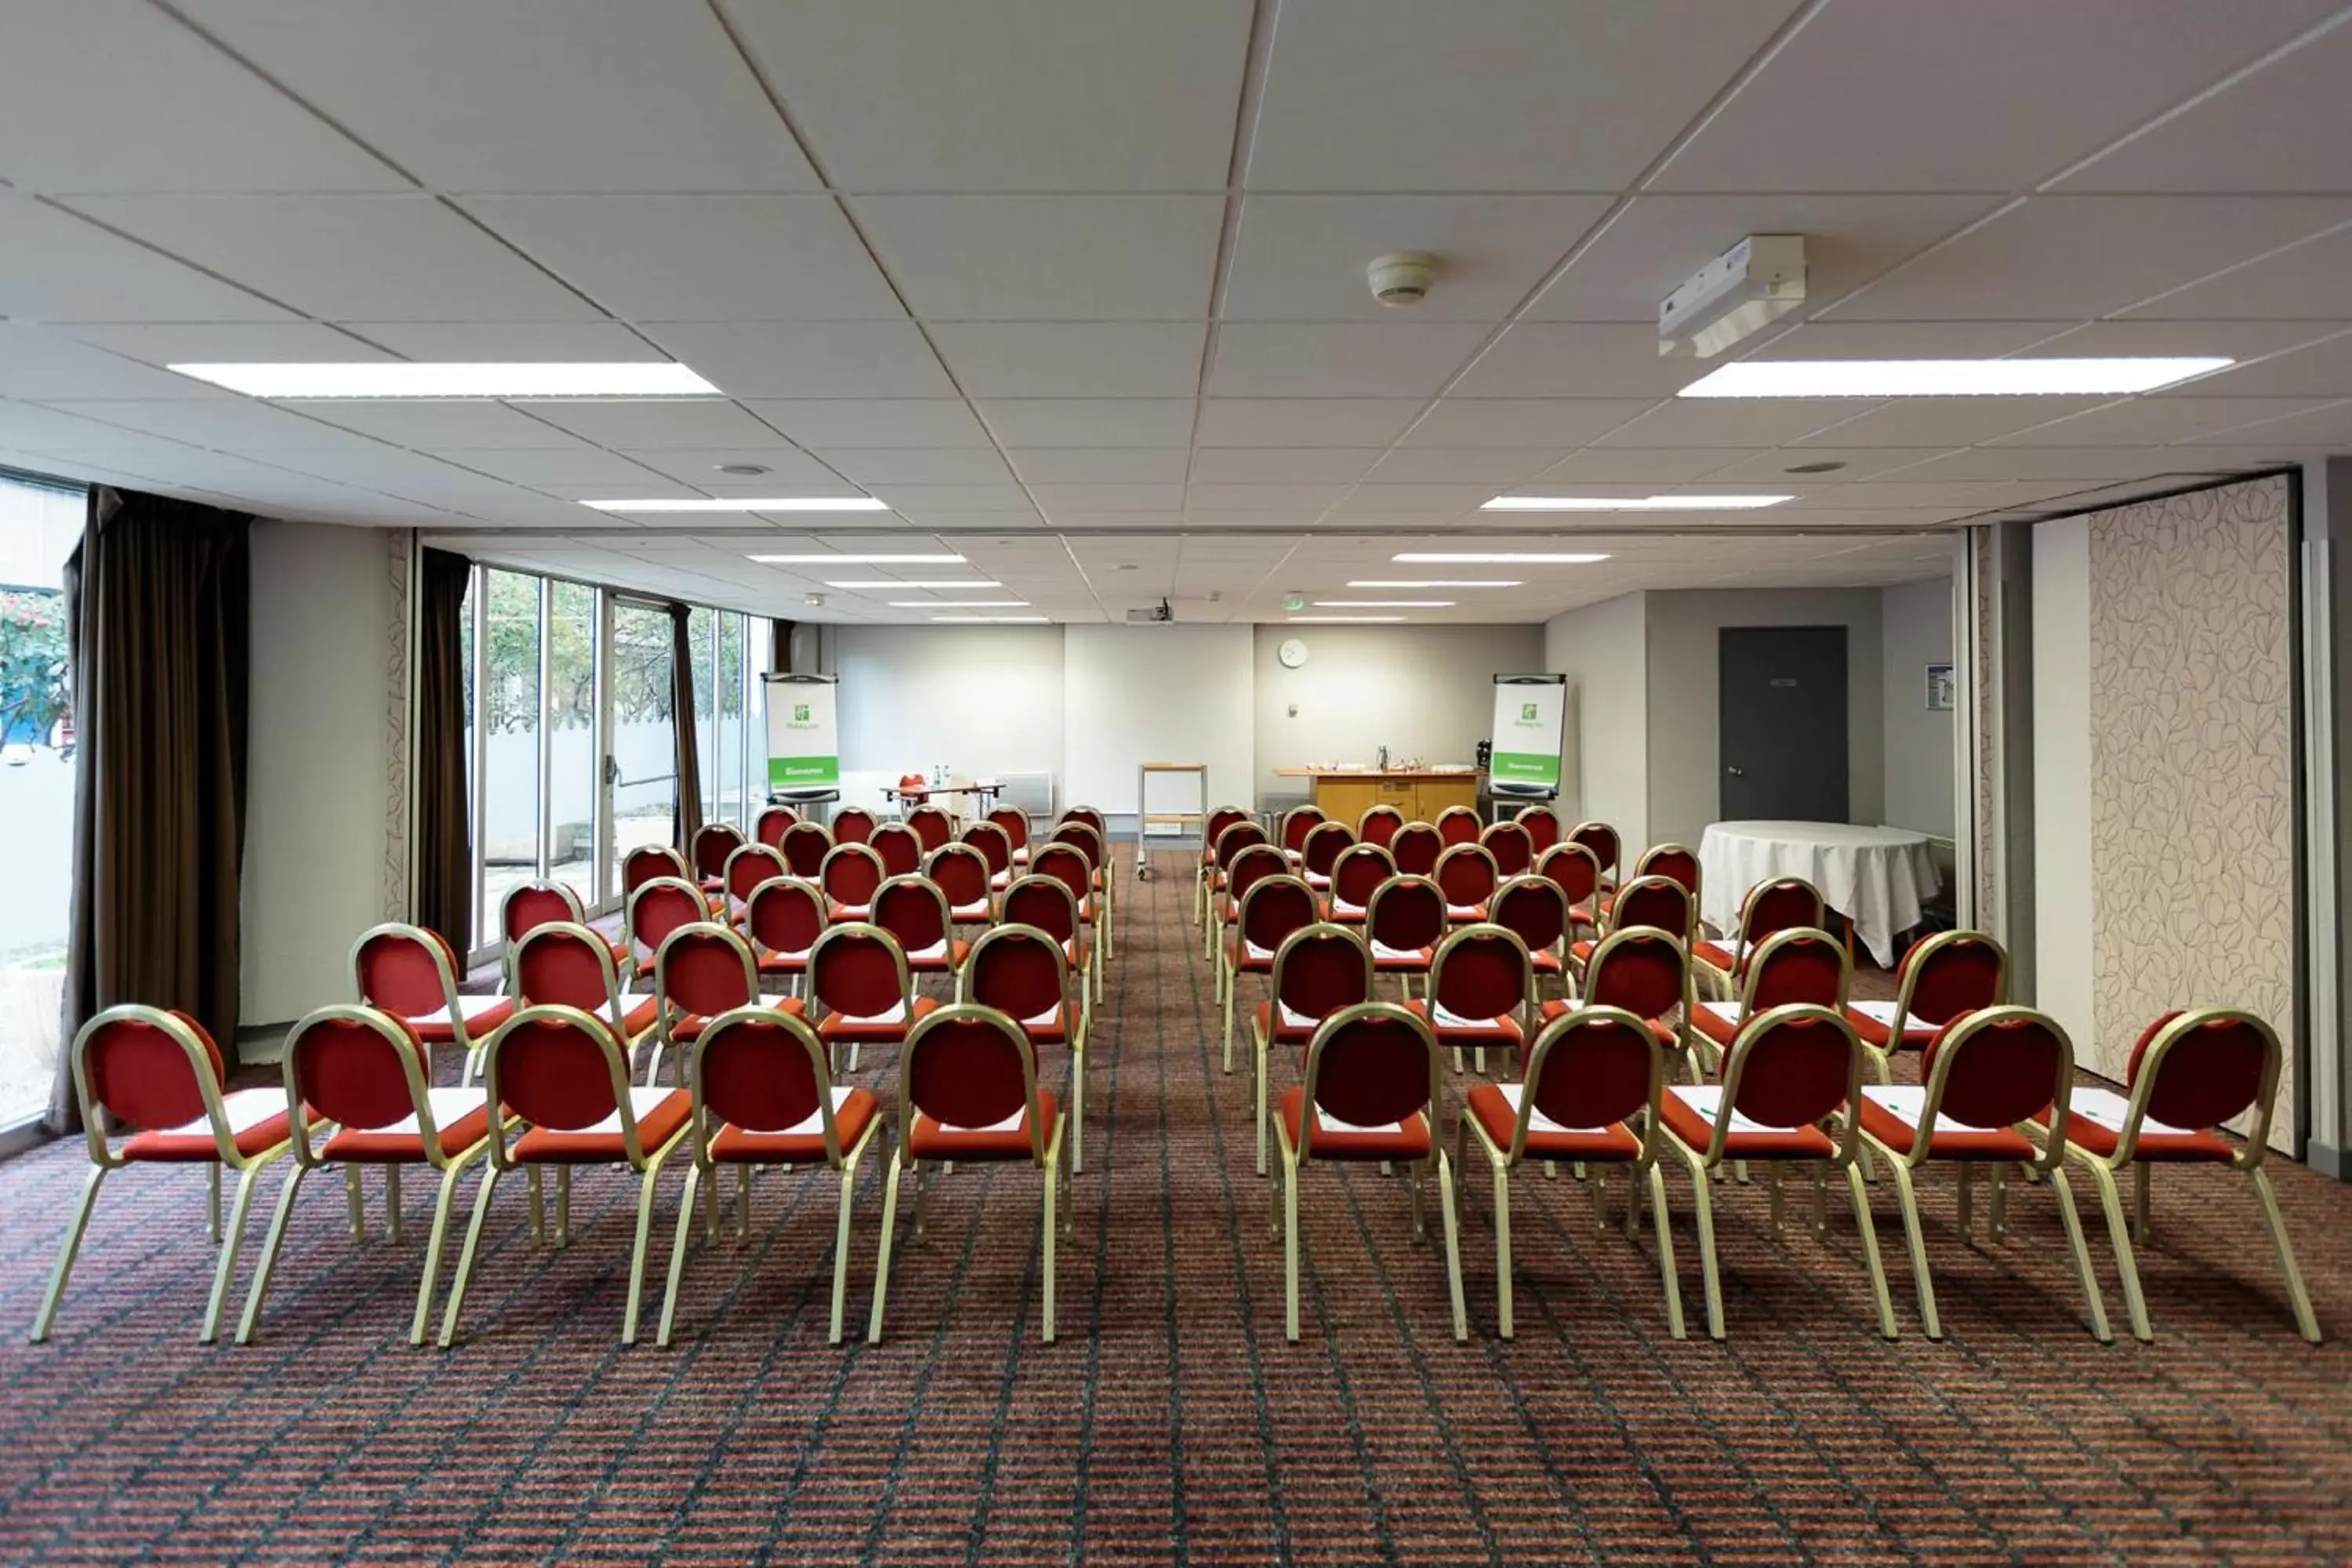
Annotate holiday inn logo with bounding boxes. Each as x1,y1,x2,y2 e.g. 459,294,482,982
1519,702,1539,723
793,702,811,723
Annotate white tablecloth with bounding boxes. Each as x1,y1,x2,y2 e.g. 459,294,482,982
1697,821,1940,969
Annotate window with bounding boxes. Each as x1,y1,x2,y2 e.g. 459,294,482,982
0,474,85,1127
476,570,542,947
717,612,747,826
609,599,677,893
546,580,597,909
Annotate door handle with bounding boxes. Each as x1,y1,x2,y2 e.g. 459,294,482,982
604,753,621,786
1726,765,1745,778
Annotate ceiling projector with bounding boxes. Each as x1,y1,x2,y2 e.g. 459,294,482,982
1124,599,1174,624
1659,234,1806,358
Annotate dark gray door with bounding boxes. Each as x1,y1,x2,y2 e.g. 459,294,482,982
1719,626,1848,822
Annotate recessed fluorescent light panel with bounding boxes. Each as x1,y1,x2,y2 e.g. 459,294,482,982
1312,600,1454,608
584,497,888,513
1392,553,1611,564
932,615,1047,624
1287,615,1406,623
1348,579,1523,589
888,599,1027,608
169,361,720,399
750,553,964,564
1481,494,1790,511
829,579,1000,590
1679,357,2233,398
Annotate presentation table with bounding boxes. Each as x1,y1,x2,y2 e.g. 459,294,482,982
883,779,1002,816
1697,820,1940,970
1276,768,1483,826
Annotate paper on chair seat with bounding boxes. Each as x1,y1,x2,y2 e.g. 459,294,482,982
1446,904,1485,920
1369,940,1425,962
1312,1111,1407,1136
1860,1085,1998,1132
940,1107,1025,1134
2068,1087,2197,1139
1432,1002,1509,1032
906,940,948,961
564,1086,682,1137
1242,940,1274,961
1491,1082,1608,1136
1700,1000,1743,1022
1669,1085,1784,1137
405,995,510,1028
1330,898,1366,917
1849,999,1936,1034
841,1000,907,1025
1277,1000,1319,1030
357,1086,488,1139
157,1087,290,1140
1023,1004,1062,1029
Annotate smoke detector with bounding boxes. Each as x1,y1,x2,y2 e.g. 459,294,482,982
1367,252,1439,307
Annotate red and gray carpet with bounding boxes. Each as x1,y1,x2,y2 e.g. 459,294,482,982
2,852,2346,1564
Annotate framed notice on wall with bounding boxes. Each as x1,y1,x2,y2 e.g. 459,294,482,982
763,672,840,790
1489,673,1566,795
1925,662,1955,711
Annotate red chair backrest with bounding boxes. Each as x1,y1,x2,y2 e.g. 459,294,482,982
355,926,458,1017
1929,1011,2067,1130
1516,806,1562,853
1003,877,1079,944
1904,935,2005,1025
906,1012,1032,1133
987,807,1030,857
870,822,922,878
727,844,787,907
1309,1011,1433,1131
906,805,953,853
753,804,797,848
493,1012,623,1131
873,878,951,956
1280,807,1324,857
831,806,877,845
1436,844,1498,908
1367,877,1446,953
289,1011,426,1132
661,926,757,1017
624,845,687,895
1610,876,1690,938
1032,842,1093,909
1744,931,1844,1011
1731,1011,1854,1129
1537,842,1601,908
1480,821,1534,877
746,879,826,957
1568,821,1619,878
970,928,1065,1022
1358,804,1404,848
631,879,708,956
1432,929,1526,1020
1240,878,1318,953
926,844,991,911
1740,878,1822,949
1204,807,1251,855
2129,1010,2269,1131
1432,807,1477,847
1489,877,1567,953
692,823,744,881
1274,929,1371,1022
810,928,907,1018
822,844,885,908
779,821,832,877
1062,806,1108,837
502,883,582,946
1301,820,1354,879
1225,844,1287,909
1528,1011,1653,1133
963,821,1014,879
516,924,619,1014
1585,931,1684,1023
1391,822,1442,877
1329,844,1394,909
1051,821,1105,869
699,1014,823,1133
82,1010,222,1131
1214,819,1269,869
1635,844,1700,895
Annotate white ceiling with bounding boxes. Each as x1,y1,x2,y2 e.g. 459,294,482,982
3,0,2349,624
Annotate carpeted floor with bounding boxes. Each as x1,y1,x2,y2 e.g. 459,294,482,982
2,851,2347,1565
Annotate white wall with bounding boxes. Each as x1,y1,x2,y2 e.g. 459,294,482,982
242,521,401,1024
1641,588,1887,851
2031,517,2094,1051
1880,575,1957,837
1543,593,1649,850
1252,624,1543,801
833,624,1062,809
1064,623,1254,821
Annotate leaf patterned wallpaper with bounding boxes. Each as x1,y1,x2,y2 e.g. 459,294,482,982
2087,474,2295,1149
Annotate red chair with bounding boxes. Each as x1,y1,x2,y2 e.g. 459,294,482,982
808,924,936,1073
1546,924,1693,1076
1278,804,1326,862
1857,1006,2108,1342
1221,874,1319,1074
924,841,996,932
1849,930,2008,1080
779,819,832,880
722,842,789,923
1050,819,1115,962
1434,804,1481,848
1356,803,1406,849
1195,806,1254,926
869,1004,1069,1344
1457,1005,1682,1338
1435,843,1500,924
869,820,923,879
1693,877,1824,1000
830,805,878,845
1515,804,1562,854
1688,926,1846,1073
1209,843,1287,994
626,877,713,986
437,1005,693,1346
235,1006,504,1345
1537,841,1603,937
1628,842,1699,898
753,803,797,849
624,844,694,900
906,804,955,855
1567,820,1620,885
962,819,1016,892
651,922,797,1086
1298,820,1355,891
1410,924,1530,1076
33,1005,318,1345
1322,842,1394,925
1002,874,1094,1044
514,920,662,1047
967,923,1090,1171
2037,1007,2318,1344
1250,924,1372,1176
1033,840,1105,1002
1568,875,1694,992
351,923,514,1083
1203,822,1273,961
1479,819,1534,878
691,822,746,891
1275,1003,1466,1344
1366,875,1446,1001
1487,876,1570,998
820,842,886,923
743,877,828,993
986,805,1031,866
656,1006,884,1346
1390,820,1442,877
873,875,968,979
499,878,622,964
1657,1003,1896,1341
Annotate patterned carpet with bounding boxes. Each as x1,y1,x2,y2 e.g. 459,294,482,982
2,851,2347,1565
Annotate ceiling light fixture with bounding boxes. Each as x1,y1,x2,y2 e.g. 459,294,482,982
169,361,720,399
715,463,771,476
1347,579,1523,589
1392,552,1611,564
1312,599,1455,608
583,496,888,513
1678,357,2233,398
888,599,1028,608
1481,494,1790,511
1287,615,1406,623
748,553,964,564
932,615,1048,624
828,579,1001,590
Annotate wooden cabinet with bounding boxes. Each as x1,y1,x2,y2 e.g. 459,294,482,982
1290,771,1479,825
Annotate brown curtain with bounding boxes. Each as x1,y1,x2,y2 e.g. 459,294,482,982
770,618,796,674
414,549,473,949
670,602,705,848
53,488,252,1133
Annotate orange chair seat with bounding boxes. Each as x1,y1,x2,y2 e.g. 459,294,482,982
903,938,972,974
1008,1001,1073,1045
1321,898,1369,926
1528,949,1564,976
907,1091,1058,1160
672,995,804,1040
1226,938,1278,975
1690,939,1737,973
1445,902,1489,924
1566,939,1595,964
1465,1082,1642,1161
1857,1088,2037,1160
1844,1004,1940,1050
1567,902,1597,926
1537,997,1679,1049
1279,1087,1430,1160
816,994,940,1043
514,1087,691,1163
708,1087,880,1164
1404,998,1525,1045
755,946,812,975
321,1088,495,1163
1254,1000,1329,1047
1661,1087,1833,1160
122,1088,302,1162
949,900,993,923
826,902,872,923
2034,1091,2235,1163
1690,1002,1740,1050
1369,940,1433,972
402,996,515,1045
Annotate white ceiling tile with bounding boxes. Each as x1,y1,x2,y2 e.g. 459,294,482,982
65,322,391,365
1656,0,2346,192
815,448,1016,485
1192,400,1425,448
931,323,1207,397
1529,194,2001,322
2160,331,2352,399
975,400,1198,447
1031,484,1189,514
1185,483,1352,512
641,323,955,399
1744,321,2067,359
1448,324,1703,398
1359,448,1564,484
2019,318,2337,369
287,400,595,450
1400,398,1654,448
743,400,992,449
0,401,206,454
866,483,1039,513
442,448,675,487
1207,322,1491,397
1326,483,1494,512
178,0,821,193
1223,196,1613,322
1697,446,1951,482
0,0,405,194
1007,449,1192,484
60,194,601,321
854,197,1222,321
2119,221,2352,320
1788,396,2112,447
32,397,384,451
464,196,902,321
1891,447,2190,484
615,448,850,488
0,197,292,323
1189,448,1381,484
1828,196,2352,321
725,0,1254,191
1594,398,1858,448
1248,0,1802,191
1538,447,1763,483
1991,396,2332,448
341,321,669,362
514,401,787,449
0,328,232,400
2172,398,2352,448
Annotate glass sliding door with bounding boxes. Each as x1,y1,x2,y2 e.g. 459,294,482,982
608,599,677,891
546,579,598,909
477,569,542,947
717,612,747,826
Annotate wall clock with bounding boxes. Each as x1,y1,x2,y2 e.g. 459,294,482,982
1277,637,1310,669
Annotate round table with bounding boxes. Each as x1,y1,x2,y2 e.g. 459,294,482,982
1697,821,1940,969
